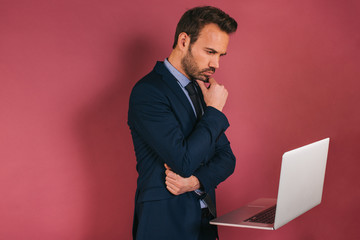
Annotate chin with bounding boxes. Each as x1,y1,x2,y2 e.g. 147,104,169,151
197,78,209,83
196,75,209,82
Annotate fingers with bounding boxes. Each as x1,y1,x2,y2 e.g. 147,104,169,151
197,78,220,91
197,77,227,112
164,165,195,195
164,167,186,195
165,178,179,190
166,174,180,186
196,80,207,92
165,166,180,186
208,77,216,85
165,174,182,195
166,184,180,195
165,168,177,179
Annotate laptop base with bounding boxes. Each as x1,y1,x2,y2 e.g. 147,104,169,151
210,198,276,230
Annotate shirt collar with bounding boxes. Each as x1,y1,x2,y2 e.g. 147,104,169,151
164,58,191,88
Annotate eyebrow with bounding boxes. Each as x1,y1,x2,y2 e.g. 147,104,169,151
205,47,227,56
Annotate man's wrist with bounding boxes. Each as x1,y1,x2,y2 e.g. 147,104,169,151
189,175,201,191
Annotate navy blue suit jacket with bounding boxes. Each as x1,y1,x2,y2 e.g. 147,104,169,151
128,62,236,240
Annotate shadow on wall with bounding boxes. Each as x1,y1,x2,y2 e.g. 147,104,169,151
75,36,158,239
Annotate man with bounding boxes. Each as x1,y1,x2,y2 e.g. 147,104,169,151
128,6,237,240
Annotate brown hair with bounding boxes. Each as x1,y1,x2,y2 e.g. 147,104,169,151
172,6,238,49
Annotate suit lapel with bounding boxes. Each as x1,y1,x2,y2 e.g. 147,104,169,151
154,62,197,122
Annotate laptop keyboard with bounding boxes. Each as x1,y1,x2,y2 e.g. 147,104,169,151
244,205,276,224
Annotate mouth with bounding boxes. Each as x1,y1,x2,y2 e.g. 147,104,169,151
201,67,215,76
202,70,215,79
203,71,214,76
197,68,215,82
197,74,212,83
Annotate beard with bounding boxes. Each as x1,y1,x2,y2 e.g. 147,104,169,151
181,47,215,82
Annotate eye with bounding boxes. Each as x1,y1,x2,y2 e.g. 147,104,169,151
206,50,216,55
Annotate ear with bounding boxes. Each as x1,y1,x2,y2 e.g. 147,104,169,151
177,32,190,51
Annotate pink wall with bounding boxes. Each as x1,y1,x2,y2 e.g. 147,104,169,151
1,0,359,239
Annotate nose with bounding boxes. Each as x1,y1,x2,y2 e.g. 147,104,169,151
209,55,220,69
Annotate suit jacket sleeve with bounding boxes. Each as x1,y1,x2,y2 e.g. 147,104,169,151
193,132,235,193
129,78,235,185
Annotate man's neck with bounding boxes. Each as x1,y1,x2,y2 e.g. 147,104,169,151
168,50,188,79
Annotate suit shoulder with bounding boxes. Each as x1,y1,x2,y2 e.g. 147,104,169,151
134,69,163,89
129,69,168,103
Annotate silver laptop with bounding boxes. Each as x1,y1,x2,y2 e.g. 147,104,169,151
210,138,330,230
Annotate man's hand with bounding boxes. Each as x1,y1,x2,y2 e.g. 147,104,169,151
164,164,200,195
197,78,228,112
